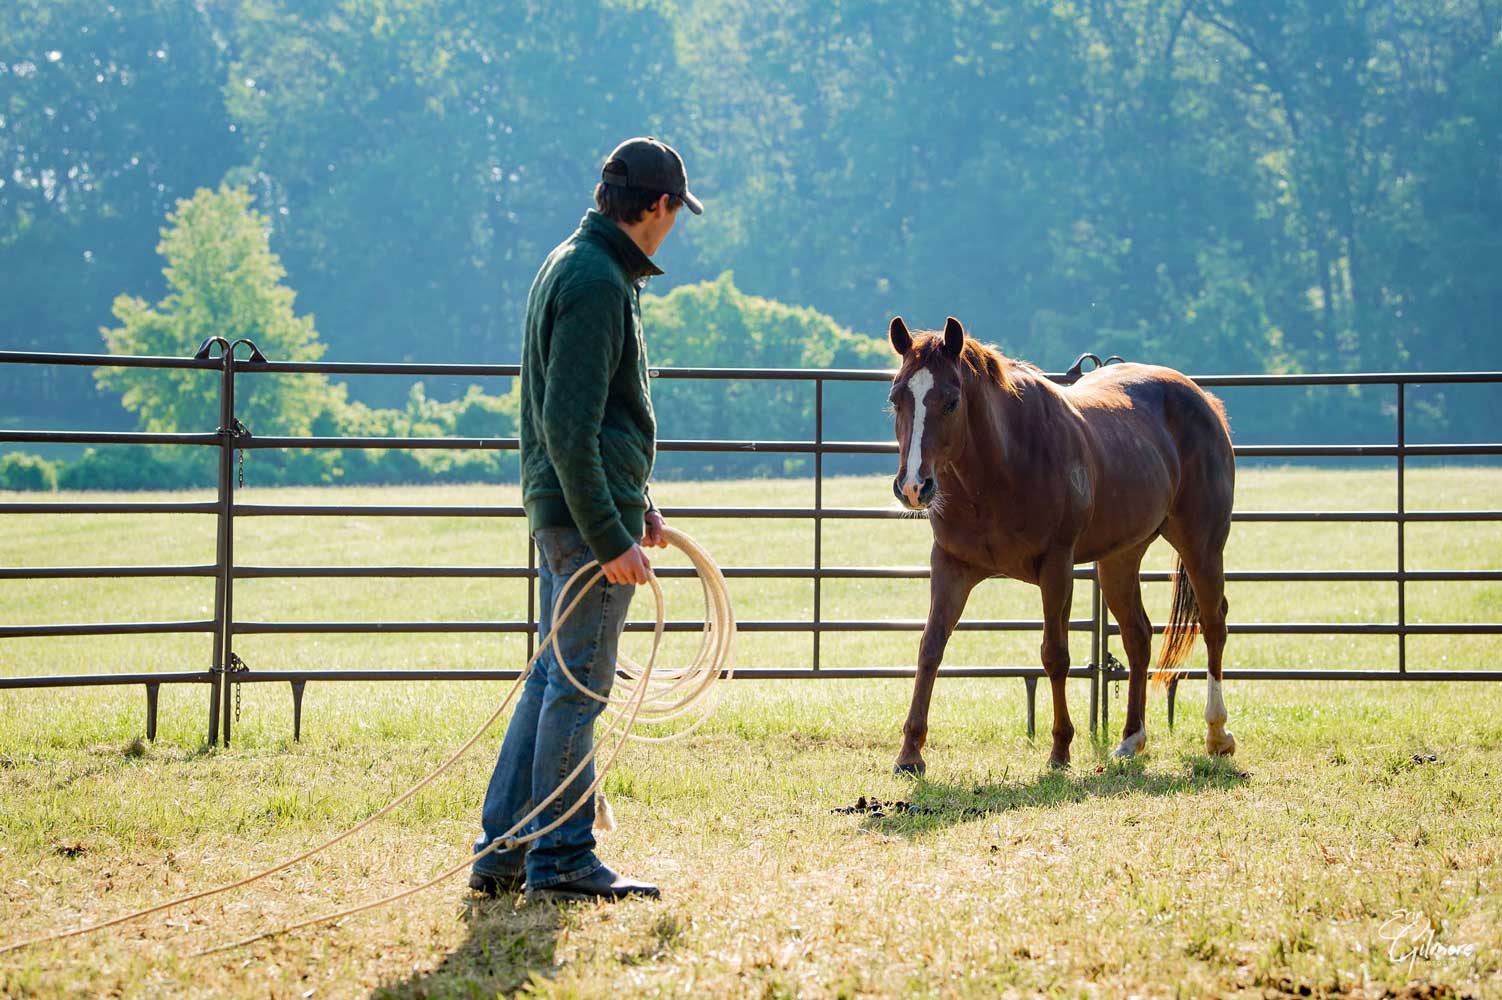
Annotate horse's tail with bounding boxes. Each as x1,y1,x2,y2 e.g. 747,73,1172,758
1153,559,1199,685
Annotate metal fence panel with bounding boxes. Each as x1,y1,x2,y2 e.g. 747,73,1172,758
2,348,1499,744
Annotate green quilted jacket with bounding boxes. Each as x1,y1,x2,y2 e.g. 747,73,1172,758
519,210,659,563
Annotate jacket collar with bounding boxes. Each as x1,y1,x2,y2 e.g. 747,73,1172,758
579,209,665,282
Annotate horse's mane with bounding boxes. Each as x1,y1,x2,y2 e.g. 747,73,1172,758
910,332,1027,397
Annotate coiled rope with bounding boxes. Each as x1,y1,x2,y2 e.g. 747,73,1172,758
0,526,733,957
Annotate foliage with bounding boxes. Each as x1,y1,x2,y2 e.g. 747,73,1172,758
313,382,520,486
0,0,243,422
55,445,207,491
97,185,337,435
62,266,869,488
38,381,522,491
646,272,886,371
0,451,58,491
69,181,525,490
219,0,685,406
643,273,886,478
4,0,1500,445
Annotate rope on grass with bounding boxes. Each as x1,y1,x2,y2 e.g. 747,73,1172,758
0,526,734,957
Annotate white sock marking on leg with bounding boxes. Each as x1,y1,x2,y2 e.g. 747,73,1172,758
1205,675,1226,728
1112,728,1147,757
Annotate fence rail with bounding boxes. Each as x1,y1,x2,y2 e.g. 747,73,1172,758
2,346,1499,745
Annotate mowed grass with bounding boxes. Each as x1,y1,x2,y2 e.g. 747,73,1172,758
2,468,1501,998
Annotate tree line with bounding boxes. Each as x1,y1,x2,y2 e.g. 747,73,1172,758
0,184,884,489
3,0,1498,465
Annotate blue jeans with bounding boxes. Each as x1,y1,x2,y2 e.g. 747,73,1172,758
473,526,635,889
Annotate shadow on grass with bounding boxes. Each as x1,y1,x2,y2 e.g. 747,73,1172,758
867,754,1250,835
25,739,167,793
369,894,565,1000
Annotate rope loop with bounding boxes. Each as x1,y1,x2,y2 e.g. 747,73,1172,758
0,526,733,957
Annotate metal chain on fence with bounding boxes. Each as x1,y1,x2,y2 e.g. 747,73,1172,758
233,418,250,488
227,653,248,725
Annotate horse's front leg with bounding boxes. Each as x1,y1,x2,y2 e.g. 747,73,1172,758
1038,547,1077,769
895,546,982,776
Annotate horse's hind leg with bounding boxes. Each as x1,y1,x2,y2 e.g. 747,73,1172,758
1097,542,1154,758
1162,429,1235,757
1177,541,1235,756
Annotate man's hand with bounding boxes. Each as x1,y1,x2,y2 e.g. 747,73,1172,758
643,510,668,548
601,543,652,585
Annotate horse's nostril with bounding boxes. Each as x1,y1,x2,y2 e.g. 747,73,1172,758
918,478,936,504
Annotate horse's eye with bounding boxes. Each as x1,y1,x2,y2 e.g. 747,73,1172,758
943,398,959,415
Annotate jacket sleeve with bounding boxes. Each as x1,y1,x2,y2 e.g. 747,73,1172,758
541,279,637,563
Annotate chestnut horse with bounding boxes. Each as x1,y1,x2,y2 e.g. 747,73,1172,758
887,316,1237,772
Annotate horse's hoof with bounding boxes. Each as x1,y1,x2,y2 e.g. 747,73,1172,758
1206,729,1237,756
1111,731,1147,759
893,760,926,778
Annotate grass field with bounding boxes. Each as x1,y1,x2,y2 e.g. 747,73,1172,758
2,469,1500,998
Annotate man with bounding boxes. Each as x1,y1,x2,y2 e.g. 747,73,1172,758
470,137,702,902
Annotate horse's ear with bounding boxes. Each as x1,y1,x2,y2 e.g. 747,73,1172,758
942,317,965,359
889,316,912,355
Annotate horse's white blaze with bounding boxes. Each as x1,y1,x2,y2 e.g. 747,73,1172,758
901,369,934,500
1205,675,1227,727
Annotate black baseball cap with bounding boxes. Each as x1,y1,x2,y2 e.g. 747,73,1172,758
600,137,703,215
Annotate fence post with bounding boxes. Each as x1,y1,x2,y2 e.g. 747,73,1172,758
1397,381,1406,674
215,345,239,745
1024,676,1037,739
1098,582,1112,735
202,339,231,746
145,682,160,742
1089,572,1100,737
291,680,306,742
527,534,537,662
813,378,823,673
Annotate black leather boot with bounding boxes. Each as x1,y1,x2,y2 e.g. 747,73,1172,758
468,869,527,897
525,865,660,903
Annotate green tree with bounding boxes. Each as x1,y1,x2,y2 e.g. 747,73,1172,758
645,271,885,371
0,452,58,491
642,272,886,477
97,185,339,438
4,0,1500,451
224,0,688,405
0,0,243,421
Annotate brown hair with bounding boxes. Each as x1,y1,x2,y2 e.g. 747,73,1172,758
593,182,683,224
